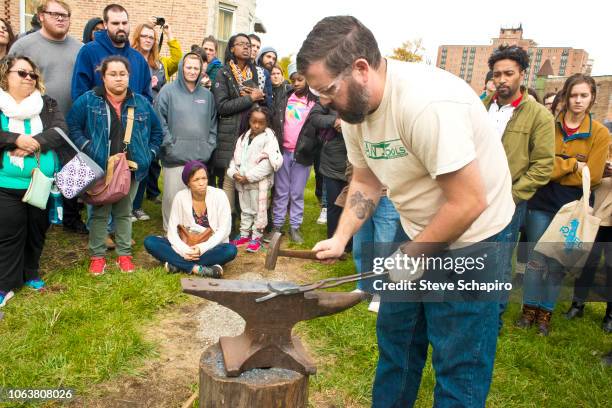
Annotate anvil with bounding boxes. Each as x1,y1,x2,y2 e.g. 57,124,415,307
182,278,367,377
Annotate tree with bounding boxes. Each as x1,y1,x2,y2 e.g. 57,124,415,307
389,39,425,63
278,55,293,80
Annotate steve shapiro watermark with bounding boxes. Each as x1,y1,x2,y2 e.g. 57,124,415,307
371,252,513,292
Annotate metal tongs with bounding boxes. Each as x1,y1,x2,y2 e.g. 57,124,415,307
255,270,386,302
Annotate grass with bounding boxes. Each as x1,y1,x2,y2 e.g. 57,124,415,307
0,198,189,406
1,172,611,407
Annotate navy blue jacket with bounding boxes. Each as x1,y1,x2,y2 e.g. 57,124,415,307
71,30,153,102
66,88,163,182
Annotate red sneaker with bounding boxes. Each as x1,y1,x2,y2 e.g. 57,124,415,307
89,257,106,276
230,235,250,247
117,255,135,273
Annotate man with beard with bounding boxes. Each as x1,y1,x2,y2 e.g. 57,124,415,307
11,0,88,234
300,16,514,407
71,4,152,102
482,45,554,330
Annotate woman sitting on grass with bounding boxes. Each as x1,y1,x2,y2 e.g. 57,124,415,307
144,160,237,277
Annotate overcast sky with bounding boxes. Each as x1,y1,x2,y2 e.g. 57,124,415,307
257,0,611,76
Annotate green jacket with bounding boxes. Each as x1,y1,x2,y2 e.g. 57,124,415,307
483,88,555,203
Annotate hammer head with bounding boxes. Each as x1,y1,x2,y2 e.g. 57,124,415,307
264,231,283,270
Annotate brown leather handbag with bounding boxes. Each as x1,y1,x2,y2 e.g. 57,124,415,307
178,225,214,246
83,107,137,206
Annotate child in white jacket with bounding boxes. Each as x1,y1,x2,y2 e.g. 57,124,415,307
227,107,282,252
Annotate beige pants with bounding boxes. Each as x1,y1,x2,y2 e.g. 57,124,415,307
162,166,185,231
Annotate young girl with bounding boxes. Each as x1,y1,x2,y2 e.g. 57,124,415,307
227,107,282,252
271,62,319,243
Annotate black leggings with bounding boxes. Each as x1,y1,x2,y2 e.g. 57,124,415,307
0,187,49,292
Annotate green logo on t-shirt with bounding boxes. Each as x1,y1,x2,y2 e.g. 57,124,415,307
364,139,408,160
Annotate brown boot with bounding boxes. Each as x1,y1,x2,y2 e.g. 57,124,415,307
105,235,116,250
515,305,538,329
536,309,553,336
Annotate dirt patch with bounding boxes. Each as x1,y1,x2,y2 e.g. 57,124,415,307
40,225,89,274
69,243,320,407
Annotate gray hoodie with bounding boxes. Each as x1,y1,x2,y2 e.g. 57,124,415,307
156,54,218,167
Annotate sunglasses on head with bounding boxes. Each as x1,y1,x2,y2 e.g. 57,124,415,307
9,69,39,80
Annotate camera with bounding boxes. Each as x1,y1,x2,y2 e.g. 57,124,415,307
155,17,166,27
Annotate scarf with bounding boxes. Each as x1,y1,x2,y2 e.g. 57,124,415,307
0,89,44,169
229,60,253,89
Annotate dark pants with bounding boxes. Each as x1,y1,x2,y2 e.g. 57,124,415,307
573,226,612,306
210,166,226,189
62,196,83,226
144,236,237,273
323,176,351,250
146,159,161,198
0,187,49,292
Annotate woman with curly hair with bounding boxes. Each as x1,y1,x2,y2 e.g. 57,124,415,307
0,55,69,307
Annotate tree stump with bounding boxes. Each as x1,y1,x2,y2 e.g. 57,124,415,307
199,343,309,408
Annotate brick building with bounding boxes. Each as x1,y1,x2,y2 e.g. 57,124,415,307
1,0,264,60
436,25,590,94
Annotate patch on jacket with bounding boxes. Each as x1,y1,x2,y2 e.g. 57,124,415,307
194,99,207,104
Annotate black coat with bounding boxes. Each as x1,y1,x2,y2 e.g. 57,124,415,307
275,88,321,166
0,95,72,169
210,64,265,169
310,103,347,181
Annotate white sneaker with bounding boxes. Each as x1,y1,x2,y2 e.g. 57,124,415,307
317,207,328,225
368,294,380,313
0,291,14,308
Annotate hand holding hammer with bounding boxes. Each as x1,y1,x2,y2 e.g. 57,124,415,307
265,232,347,270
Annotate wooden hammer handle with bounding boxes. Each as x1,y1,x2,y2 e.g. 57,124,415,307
278,249,347,261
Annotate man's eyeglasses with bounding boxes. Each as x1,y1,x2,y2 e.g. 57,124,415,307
9,69,39,80
309,73,345,99
42,11,71,20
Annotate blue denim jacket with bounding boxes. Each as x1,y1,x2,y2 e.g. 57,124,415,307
66,88,163,182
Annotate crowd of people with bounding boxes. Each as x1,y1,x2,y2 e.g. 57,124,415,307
0,2,611,405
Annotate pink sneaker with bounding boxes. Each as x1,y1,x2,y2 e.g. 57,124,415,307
246,238,262,253
231,235,250,247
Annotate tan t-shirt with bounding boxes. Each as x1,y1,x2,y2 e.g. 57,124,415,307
343,59,514,243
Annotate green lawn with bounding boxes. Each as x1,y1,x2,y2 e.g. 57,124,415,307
1,173,611,407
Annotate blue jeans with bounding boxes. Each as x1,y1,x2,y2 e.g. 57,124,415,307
522,209,565,312
144,236,237,272
498,201,526,325
353,196,403,290
372,231,503,408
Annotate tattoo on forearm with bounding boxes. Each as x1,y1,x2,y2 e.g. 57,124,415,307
349,191,376,220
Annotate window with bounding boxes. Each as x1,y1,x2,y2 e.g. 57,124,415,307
21,0,41,32
216,5,235,59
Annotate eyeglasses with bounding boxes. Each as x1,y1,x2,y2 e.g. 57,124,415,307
233,41,251,48
309,73,345,99
140,34,155,40
42,11,71,20
9,69,39,80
